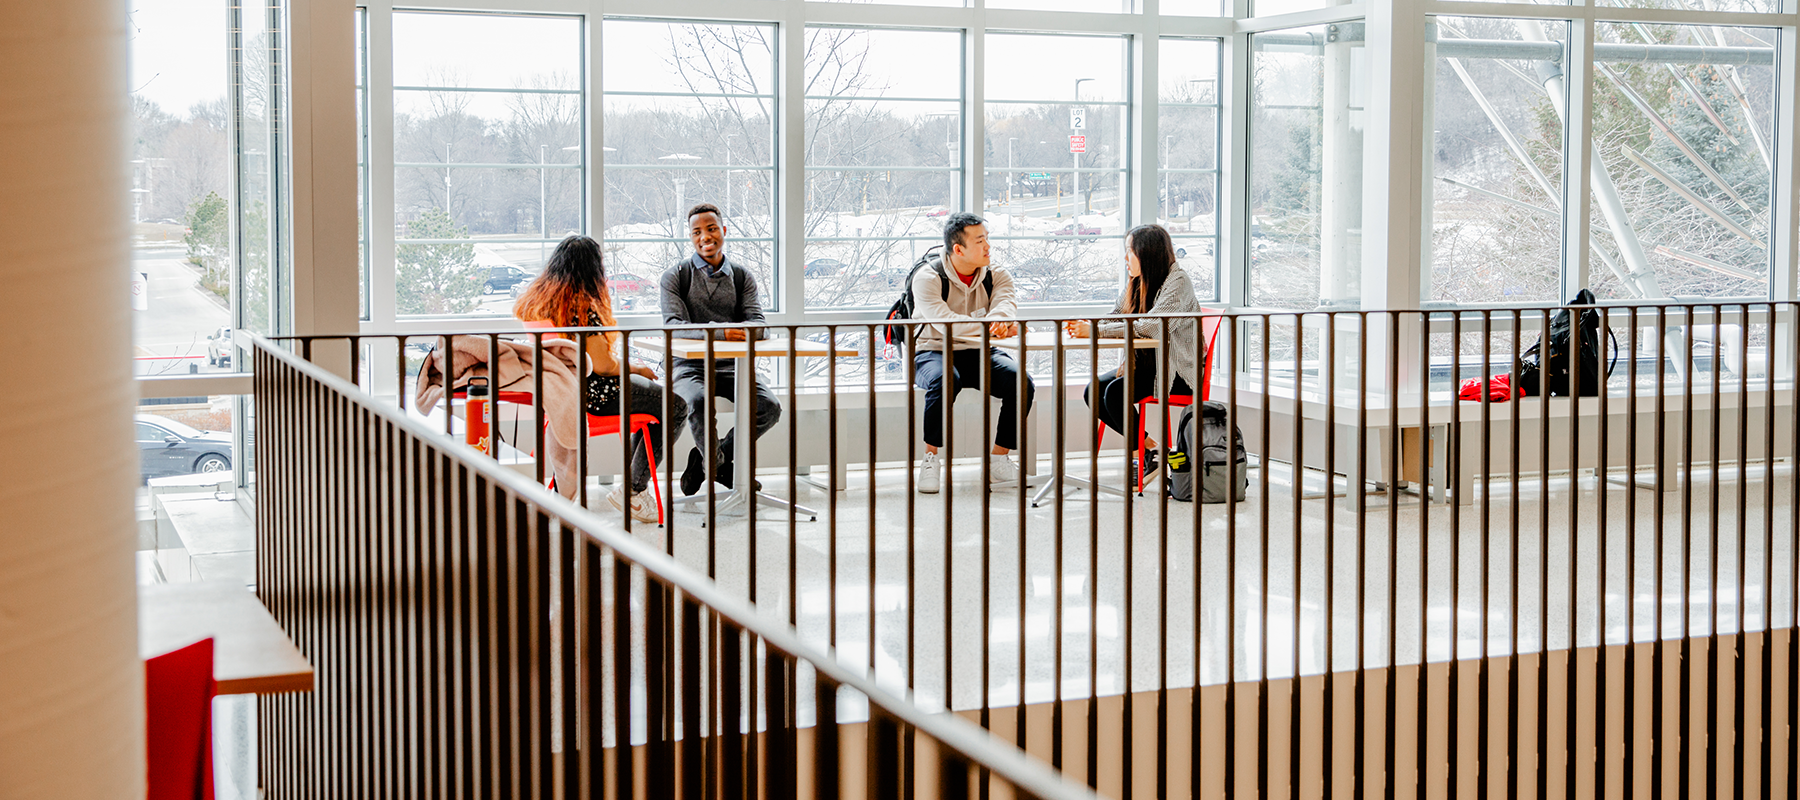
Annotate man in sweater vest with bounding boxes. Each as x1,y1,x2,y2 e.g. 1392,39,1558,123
911,212,1035,493
661,203,783,496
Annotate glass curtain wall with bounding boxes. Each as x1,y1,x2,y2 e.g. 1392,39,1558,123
1249,23,1366,310
356,8,370,320
391,11,584,318
802,27,963,311
984,33,1131,305
1587,22,1775,301
233,0,290,339
128,0,235,376
1426,17,1568,305
1159,37,1223,302
601,20,777,313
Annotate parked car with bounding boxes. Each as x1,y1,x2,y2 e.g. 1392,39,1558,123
1174,240,1216,260
484,265,529,294
805,258,846,278
205,326,232,367
1052,221,1102,236
136,413,233,482
607,272,652,295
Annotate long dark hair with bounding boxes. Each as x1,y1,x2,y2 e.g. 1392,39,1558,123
514,235,614,327
1124,223,1176,314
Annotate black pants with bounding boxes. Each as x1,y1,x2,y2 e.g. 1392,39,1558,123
913,348,1036,450
669,358,783,463
1083,350,1193,445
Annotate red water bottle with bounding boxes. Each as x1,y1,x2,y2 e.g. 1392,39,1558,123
465,377,491,455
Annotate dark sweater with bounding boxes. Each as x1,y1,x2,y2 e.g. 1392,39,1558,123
659,254,768,344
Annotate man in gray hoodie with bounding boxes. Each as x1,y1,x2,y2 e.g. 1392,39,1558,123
911,212,1034,493
661,203,782,496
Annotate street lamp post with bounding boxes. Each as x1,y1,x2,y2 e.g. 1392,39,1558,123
660,152,702,228
723,133,735,220
1162,135,1174,220
922,112,958,206
444,143,453,213
1073,78,1093,217
539,145,548,263
1007,137,1018,206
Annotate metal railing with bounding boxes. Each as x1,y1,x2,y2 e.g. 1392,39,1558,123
251,332,1097,800
260,300,1800,798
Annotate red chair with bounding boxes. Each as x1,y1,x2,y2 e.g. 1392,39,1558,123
145,638,215,800
1098,311,1224,492
587,412,666,525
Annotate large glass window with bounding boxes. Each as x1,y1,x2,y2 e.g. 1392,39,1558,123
984,33,1129,306
803,28,962,311
602,20,777,314
987,0,1129,11
129,0,233,375
1426,18,1567,305
391,11,583,317
1163,0,1228,15
356,8,369,320
1249,24,1366,310
1588,22,1775,300
1159,38,1222,302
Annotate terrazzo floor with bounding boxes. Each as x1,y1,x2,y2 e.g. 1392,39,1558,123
579,454,1798,715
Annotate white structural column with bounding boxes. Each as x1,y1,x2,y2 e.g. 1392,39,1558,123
1319,21,1365,306
1360,0,1428,312
1360,0,1430,393
0,1,146,797
290,0,361,376
1133,8,1162,232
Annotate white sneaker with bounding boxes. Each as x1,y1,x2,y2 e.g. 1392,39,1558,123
607,484,659,524
988,454,1019,484
918,452,941,494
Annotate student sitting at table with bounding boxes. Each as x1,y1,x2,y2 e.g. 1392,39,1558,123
912,212,1034,493
660,203,783,496
514,235,688,523
1067,223,1202,476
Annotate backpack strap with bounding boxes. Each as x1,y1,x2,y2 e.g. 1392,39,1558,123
732,262,750,317
930,258,996,304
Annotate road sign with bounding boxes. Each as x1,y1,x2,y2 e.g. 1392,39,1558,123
1070,108,1087,130
1026,172,1051,180
1069,135,1087,154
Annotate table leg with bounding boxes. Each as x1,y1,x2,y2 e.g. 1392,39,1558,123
697,357,816,520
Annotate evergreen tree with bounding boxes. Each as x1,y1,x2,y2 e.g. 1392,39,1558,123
396,208,482,315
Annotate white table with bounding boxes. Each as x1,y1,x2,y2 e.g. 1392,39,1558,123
636,336,858,519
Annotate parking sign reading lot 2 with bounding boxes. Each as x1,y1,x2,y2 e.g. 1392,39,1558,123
1069,108,1085,130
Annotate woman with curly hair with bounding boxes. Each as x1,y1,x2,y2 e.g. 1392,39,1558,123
515,235,687,522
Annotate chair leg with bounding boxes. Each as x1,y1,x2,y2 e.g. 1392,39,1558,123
639,425,665,526
1134,400,1149,494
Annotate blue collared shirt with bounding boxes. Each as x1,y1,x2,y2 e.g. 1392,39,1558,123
697,253,730,278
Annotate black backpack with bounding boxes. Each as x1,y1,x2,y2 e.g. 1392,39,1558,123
1517,288,1617,397
882,246,992,347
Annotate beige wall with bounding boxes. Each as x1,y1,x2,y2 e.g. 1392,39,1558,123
0,1,145,796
